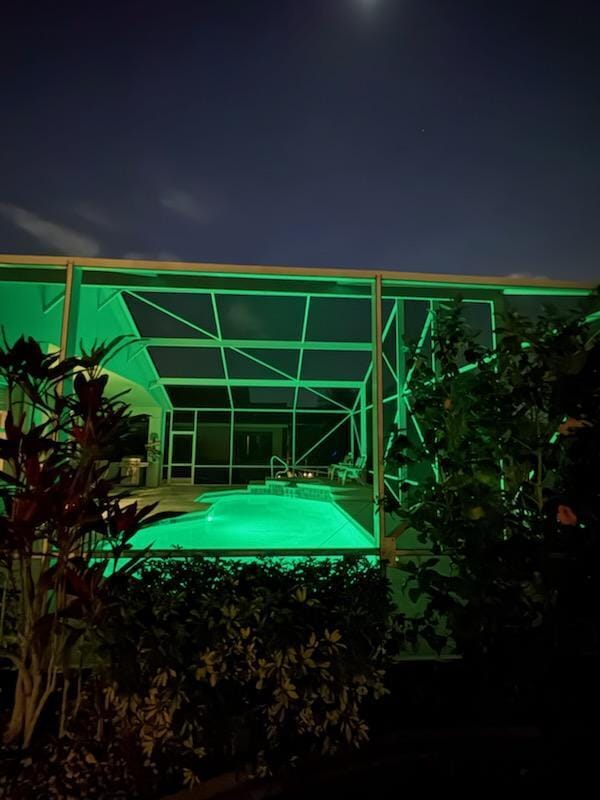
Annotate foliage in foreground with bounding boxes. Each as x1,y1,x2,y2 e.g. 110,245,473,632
386,296,600,664
0,335,172,749
96,557,400,791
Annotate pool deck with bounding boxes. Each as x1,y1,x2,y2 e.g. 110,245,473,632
122,484,245,514
122,480,375,539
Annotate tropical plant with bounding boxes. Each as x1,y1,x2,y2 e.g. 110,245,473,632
386,297,600,662
0,335,172,748
97,557,401,792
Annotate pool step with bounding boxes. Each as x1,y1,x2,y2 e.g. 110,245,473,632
248,478,364,503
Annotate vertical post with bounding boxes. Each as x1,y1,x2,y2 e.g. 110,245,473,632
293,296,311,470
44,261,81,557
167,412,174,483
59,261,82,364
291,409,296,468
395,299,407,501
491,293,506,498
229,410,235,485
56,262,82,433
209,291,234,485
159,409,166,484
359,385,367,457
428,299,437,374
371,274,385,553
428,300,443,483
191,410,198,486
490,292,506,352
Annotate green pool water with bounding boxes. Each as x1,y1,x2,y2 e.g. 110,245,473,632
128,491,374,552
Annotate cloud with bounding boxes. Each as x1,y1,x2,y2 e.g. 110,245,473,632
160,189,215,224
0,203,100,256
73,202,114,229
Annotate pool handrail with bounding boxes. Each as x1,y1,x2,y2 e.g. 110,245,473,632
270,454,290,478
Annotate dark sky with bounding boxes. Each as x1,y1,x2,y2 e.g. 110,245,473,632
1,0,599,279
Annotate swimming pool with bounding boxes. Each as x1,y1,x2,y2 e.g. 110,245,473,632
128,490,374,553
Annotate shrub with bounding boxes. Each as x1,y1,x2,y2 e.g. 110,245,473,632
386,297,600,665
97,556,399,791
0,335,171,748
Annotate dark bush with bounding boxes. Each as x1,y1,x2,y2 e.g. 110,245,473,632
386,297,600,668
96,556,400,791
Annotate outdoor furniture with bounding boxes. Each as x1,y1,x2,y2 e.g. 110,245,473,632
328,453,354,480
120,457,149,486
335,454,367,485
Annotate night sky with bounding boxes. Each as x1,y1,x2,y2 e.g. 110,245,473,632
2,0,599,279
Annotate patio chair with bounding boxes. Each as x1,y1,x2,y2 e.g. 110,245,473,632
335,454,367,485
327,452,354,480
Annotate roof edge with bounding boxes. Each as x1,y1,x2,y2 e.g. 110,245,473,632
0,253,595,291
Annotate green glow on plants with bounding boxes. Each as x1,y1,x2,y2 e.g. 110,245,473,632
102,553,380,575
